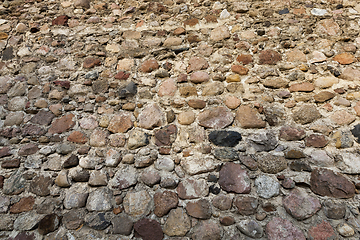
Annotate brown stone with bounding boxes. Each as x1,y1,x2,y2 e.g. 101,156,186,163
67,131,88,144
30,110,55,126
83,58,101,68
262,78,289,89
154,191,179,217
174,27,185,35
29,175,53,196
108,112,133,133
212,194,233,210
316,19,340,36
236,54,253,65
179,86,197,97
188,99,206,109
219,162,251,193
286,49,307,62
259,50,282,65
192,220,222,240
52,15,69,26
308,221,337,240
220,216,235,226
340,67,360,81
234,196,258,215
18,143,39,156
292,104,322,125
1,158,20,168
289,82,314,92
0,147,11,158
305,134,328,148
134,218,163,240
186,199,212,219
333,53,356,65
314,91,335,102
279,126,306,141
140,59,159,73
266,217,306,240
204,15,217,23
190,71,209,83
187,57,209,73
310,168,355,198
48,114,75,134
197,106,234,129
114,71,130,80
231,65,249,75
10,196,35,213
235,105,266,128
158,78,177,97
184,18,199,26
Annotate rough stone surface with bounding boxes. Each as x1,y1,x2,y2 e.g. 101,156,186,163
255,175,280,199
154,191,178,217
236,105,266,128
163,208,191,237
218,162,251,194
266,217,306,240
197,106,234,129
134,218,163,240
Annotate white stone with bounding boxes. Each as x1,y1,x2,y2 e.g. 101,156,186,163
311,8,327,16
255,175,280,199
181,157,217,175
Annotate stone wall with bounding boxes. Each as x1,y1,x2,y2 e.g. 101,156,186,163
1,0,360,239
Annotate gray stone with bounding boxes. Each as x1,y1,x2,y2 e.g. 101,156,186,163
256,154,287,174
112,213,133,235
64,184,89,209
180,157,217,175
86,188,113,212
192,220,222,240
4,112,24,126
177,178,209,199
85,212,111,230
323,200,345,220
247,131,278,152
0,195,10,213
213,148,239,161
255,175,280,199
123,190,153,219
292,104,322,125
8,96,26,111
63,209,86,230
88,170,108,186
0,214,15,230
13,212,42,231
237,219,263,238
56,143,74,155
109,165,137,190
3,169,26,195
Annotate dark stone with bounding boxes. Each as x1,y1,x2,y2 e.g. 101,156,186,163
154,124,177,146
52,15,69,26
83,58,101,68
351,124,360,143
30,110,55,126
114,71,130,80
154,191,179,217
247,131,278,152
209,131,242,147
213,148,239,161
220,216,235,226
209,185,221,195
119,81,137,99
10,196,35,213
259,50,282,65
290,160,312,172
285,149,305,159
21,124,46,137
310,168,355,198
53,80,70,89
48,114,75,134
279,8,289,14
2,47,14,61
134,218,163,240
1,158,20,168
63,209,86,230
18,143,39,156
29,175,52,196
0,175,4,189
234,196,258,215
85,213,111,230
0,127,21,138
38,214,61,235
323,200,346,219
9,232,35,240
84,70,98,80
262,202,277,212
207,174,217,182
0,146,11,158
112,214,133,235
63,154,79,168
71,169,90,182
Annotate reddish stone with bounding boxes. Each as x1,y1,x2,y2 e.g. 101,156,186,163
236,54,253,65
52,15,69,26
134,218,163,240
48,114,75,134
154,125,177,146
279,126,306,141
220,216,235,226
219,162,251,193
1,159,20,168
190,71,209,84
282,189,321,220
308,221,336,240
184,18,199,26
333,52,356,65
140,59,159,73
310,168,355,198
10,196,35,213
154,191,179,217
83,58,101,68
235,105,266,129
114,71,130,80
259,50,282,65
30,110,55,126
233,196,258,215
148,2,168,13
204,15,218,23
21,124,46,137
18,143,39,156
289,82,315,92
108,113,133,133
177,74,187,83
67,131,88,144
186,199,212,219
187,57,209,73
231,65,249,75
266,217,306,240
0,147,11,158
305,134,328,148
